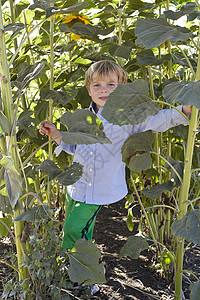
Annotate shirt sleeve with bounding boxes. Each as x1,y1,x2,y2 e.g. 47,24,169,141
132,105,189,134
55,140,76,156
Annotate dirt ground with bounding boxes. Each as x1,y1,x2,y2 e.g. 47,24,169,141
0,199,200,299
92,199,200,300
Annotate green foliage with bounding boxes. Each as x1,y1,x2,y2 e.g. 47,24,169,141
135,17,192,49
163,81,200,108
68,239,106,285
121,130,154,171
189,280,200,300
171,210,200,244
61,109,111,145
120,235,149,259
102,80,160,126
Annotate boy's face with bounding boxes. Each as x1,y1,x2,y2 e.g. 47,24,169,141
87,71,118,111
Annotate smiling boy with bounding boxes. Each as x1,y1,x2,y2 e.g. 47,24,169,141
40,60,191,251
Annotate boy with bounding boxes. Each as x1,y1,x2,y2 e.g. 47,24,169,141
40,60,191,251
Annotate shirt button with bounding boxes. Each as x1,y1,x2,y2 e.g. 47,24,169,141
90,152,93,155
89,168,93,171
88,183,92,186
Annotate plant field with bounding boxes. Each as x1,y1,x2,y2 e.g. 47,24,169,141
0,0,200,299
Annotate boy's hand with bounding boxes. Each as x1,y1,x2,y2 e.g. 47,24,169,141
182,105,192,117
40,120,62,145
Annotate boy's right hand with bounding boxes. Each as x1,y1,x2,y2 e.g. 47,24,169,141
39,120,62,145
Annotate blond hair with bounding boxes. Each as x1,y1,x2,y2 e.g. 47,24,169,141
85,60,128,88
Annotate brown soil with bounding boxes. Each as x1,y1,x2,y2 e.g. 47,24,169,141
93,199,200,300
0,199,199,299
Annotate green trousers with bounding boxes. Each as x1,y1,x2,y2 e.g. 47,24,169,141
61,193,102,249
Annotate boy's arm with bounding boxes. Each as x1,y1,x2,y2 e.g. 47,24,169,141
132,105,190,134
39,120,76,155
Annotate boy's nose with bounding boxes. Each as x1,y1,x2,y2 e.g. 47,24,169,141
100,87,108,93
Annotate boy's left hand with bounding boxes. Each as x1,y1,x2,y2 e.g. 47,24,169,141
182,105,193,116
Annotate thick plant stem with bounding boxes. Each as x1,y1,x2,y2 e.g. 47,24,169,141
174,50,200,298
47,15,54,204
0,2,28,284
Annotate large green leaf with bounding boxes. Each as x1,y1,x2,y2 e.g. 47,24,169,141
0,157,22,209
109,42,133,59
13,205,52,222
120,235,149,259
60,22,94,37
0,112,11,135
61,109,111,145
45,2,89,18
4,169,22,209
68,239,106,285
190,281,200,300
12,62,45,90
76,87,91,108
142,180,174,199
137,49,171,65
164,2,196,20
37,160,62,181
171,210,200,244
135,17,192,49
121,131,153,171
41,87,77,105
56,163,83,186
163,81,200,108
101,80,160,126
37,160,83,185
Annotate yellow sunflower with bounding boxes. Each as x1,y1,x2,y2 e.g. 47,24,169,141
62,14,91,40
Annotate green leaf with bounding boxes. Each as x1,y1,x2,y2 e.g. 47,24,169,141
101,80,160,126
142,180,174,199
34,100,49,123
68,239,106,284
61,109,111,145
56,163,83,186
127,0,146,10
135,17,192,49
37,161,83,186
163,81,200,108
164,2,196,20
45,2,89,18
12,62,45,90
120,235,149,259
4,169,22,209
37,160,62,181
0,216,12,237
0,112,11,135
171,210,200,244
137,49,171,65
15,1,30,18
13,205,52,222
126,210,134,231
1,158,22,209
109,42,133,59
4,23,25,38
76,86,91,108
0,195,12,214
189,281,200,300
68,23,95,37
121,131,153,171
41,87,77,105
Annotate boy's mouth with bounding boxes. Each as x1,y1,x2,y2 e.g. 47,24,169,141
99,97,108,101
